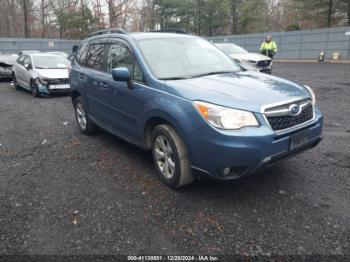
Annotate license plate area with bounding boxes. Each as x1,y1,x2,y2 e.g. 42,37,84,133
49,84,70,90
289,129,309,151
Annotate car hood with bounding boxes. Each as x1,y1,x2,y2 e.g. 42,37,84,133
0,55,18,66
230,52,271,62
165,71,310,113
34,68,69,79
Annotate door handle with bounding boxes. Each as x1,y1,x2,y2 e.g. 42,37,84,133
78,73,85,80
100,82,109,91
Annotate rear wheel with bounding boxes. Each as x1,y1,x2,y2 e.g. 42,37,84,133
13,74,21,90
152,124,194,189
74,96,97,135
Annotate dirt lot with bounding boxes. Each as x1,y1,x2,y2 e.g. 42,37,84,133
0,63,349,257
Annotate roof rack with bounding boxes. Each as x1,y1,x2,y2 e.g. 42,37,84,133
87,28,127,38
150,29,189,35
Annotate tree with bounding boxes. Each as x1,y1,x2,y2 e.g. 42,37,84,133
53,0,98,39
229,0,242,34
22,0,34,37
239,0,268,33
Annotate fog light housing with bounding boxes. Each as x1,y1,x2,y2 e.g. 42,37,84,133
217,166,249,179
223,167,230,176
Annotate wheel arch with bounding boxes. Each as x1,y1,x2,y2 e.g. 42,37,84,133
143,113,186,151
71,89,81,104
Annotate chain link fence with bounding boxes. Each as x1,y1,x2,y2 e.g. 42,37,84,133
0,37,80,55
1,26,350,60
209,26,350,60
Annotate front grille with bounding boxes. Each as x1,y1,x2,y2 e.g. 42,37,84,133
44,78,69,85
257,60,271,67
265,101,314,131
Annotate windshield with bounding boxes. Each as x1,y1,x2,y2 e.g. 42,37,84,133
215,43,248,54
137,37,241,79
33,55,68,69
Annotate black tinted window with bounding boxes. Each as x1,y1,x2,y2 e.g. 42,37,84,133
23,56,32,66
86,44,105,71
107,43,143,82
76,42,88,65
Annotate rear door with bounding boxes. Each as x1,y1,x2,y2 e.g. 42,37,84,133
82,41,111,125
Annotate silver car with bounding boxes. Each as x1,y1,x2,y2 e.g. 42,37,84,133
0,54,18,79
12,53,70,97
215,43,272,74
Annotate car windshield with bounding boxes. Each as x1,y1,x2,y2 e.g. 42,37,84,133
137,37,241,80
33,55,68,69
215,43,248,54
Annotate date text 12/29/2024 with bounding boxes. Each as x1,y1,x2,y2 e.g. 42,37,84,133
127,255,219,261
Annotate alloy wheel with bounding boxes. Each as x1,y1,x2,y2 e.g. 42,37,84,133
76,102,87,130
154,135,176,179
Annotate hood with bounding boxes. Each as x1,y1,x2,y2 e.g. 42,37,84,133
34,68,69,79
0,54,18,66
230,52,271,62
165,71,310,113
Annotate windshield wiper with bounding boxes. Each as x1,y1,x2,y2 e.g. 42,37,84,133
159,76,190,80
189,71,236,78
159,71,236,80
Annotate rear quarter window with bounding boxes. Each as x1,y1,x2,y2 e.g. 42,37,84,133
76,42,89,66
86,43,105,71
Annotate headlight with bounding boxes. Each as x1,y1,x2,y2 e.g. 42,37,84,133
304,85,316,106
193,101,259,130
35,77,47,85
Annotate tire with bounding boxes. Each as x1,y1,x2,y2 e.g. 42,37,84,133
13,74,21,90
74,96,97,135
30,80,40,97
151,124,194,189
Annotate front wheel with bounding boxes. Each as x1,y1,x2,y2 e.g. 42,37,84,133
152,124,194,189
13,74,21,90
30,80,40,97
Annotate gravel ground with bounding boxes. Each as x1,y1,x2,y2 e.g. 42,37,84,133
0,63,349,257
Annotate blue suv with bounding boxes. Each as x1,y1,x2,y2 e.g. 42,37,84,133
70,29,323,188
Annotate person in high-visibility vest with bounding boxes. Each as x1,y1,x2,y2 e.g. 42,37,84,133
260,35,278,60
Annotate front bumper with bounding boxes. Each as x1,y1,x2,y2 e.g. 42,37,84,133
187,108,323,180
259,67,272,74
36,81,71,95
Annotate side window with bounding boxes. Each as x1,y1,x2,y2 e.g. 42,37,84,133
23,56,32,67
107,43,143,82
76,42,88,65
86,43,105,71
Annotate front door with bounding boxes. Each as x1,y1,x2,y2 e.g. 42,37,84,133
103,41,146,140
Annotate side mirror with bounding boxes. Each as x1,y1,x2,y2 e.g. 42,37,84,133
24,63,31,70
112,67,132,88
72,45,78,53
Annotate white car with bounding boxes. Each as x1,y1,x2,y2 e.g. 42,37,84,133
47,51,69,58
215,43,272,73
12,53,70,97
0,54,18,79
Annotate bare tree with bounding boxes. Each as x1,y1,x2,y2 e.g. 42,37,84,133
22,0,30,37
105,0,133,28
